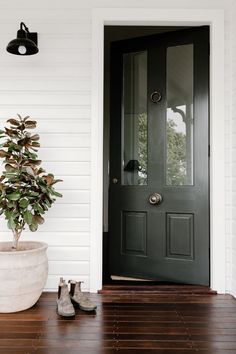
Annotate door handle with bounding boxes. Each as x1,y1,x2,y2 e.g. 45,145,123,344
149,193,163,205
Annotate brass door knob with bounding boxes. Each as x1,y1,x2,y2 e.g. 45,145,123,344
149,193,163,205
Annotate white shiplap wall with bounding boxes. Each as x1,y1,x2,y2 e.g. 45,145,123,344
0,0,234,293
230,1,236,297
224,7,232,294
0,4,92,291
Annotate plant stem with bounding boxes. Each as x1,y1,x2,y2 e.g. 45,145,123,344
12,230,22,250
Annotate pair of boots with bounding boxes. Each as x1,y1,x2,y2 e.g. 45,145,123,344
57,278,97,317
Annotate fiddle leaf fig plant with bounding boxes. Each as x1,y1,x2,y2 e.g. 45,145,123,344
0,115,62,250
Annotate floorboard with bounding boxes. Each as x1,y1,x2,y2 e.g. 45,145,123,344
0,292,235,353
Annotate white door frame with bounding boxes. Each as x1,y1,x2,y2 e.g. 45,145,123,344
90,8,225,293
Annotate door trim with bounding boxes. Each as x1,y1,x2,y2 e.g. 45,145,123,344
91,8,225,293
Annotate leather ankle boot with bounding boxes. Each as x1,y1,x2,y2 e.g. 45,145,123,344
57,278,75,317
69,280,97,312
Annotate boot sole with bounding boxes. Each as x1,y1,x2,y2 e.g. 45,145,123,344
56,307,75,318
71,298,97,312
79,305,97,312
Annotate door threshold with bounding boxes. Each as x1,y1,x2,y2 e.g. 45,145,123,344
111,275,152,282
99,284,217,295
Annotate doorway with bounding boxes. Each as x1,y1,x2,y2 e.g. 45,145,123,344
104,26,210,286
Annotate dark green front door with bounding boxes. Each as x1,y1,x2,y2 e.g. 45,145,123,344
109,27,209,285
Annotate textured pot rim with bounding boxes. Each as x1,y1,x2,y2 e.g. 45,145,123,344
0,241,48,254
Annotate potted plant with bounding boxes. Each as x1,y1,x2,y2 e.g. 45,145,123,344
0,115,62,313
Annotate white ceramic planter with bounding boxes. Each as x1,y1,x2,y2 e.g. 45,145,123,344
0,241,48,313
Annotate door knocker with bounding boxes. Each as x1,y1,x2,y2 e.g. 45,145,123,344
150,91,162,103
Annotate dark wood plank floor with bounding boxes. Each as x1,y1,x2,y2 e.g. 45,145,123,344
0,291,236,353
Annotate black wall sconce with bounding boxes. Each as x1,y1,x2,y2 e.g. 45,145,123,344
6,22,39,56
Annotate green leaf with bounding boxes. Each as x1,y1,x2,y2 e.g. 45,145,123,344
23,151,38,159
42,203,48,211
6,191,21,201
3,172,17,178
39,186,47,193
29,191,39,197
19,198,29,209
4,210,12,219
33,203,44,214
51,190,63,198
38,177,47,185
29,224,38,232
8,143,21,152
31,142,40,147
12,210,19,218
44,198,52,208
7,217,16,230
23,210,33,225
5,164,16,172
7,202,15,208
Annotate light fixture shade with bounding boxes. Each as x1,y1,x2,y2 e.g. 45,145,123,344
6,28,39,56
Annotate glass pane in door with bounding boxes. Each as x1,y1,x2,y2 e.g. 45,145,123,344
122,51,148,185
166,44,194,186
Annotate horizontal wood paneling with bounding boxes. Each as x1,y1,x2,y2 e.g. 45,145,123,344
47,204,90,218
0,92,91,105
0,1,93,290
43,162,90,176
47,246,90,261
0,218,90,232
55,190,90,204
0,78,91,91
1,204,89,218
56,176,90,190
0,65,91,78
46,275,90,291
36,120,90,133
0,107,91,119
1,54,91,67
40,134,90,148
1,232,90,246
38,148,90,161
48,260,90,275
0,8,91,20
0,23,92,34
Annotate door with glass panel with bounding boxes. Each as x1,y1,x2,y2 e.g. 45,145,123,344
109,27,209,285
